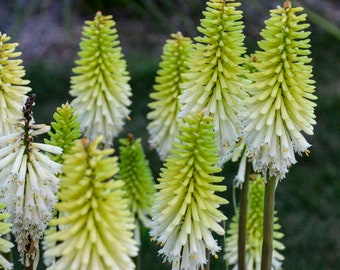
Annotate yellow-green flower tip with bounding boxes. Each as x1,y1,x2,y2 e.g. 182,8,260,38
44,136,138,270
70,12,132,147
179,0,249,165
242,3,317,180
151,111,227,270
45,103,81,163
147,32,193,160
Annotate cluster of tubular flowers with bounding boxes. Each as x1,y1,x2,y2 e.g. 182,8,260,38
0,32,31,135
118,136,155,230
150,111,228,270
70,11,132,147
44,136,138,270
0,95,62,264
225,174,285,269
241,1,317,180
147,32,192,160
179,0,248,164
0,203,14,270
42,103,82,267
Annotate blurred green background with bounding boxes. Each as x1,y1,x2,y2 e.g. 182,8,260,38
0,0,339,269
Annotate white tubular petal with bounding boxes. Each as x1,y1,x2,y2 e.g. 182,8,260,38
33,143,63,155
0,152,16,170
30,124,51,136
32,151,62,174
0,132,21,146
11,146,25,175
234,151,247,187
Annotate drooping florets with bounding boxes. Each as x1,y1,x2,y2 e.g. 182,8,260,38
0,95,62,265
241,1,317,180
179,0,248,164
70,12,132,147
151,111,227,270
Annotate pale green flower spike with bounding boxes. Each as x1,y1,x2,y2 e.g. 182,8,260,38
70,11,132,147
242,1,317,180
147,32,192,160
225,174,285,270
118,135,156,228
0,32,31,135
0,95,62,266
0,203,14,270
179,0,248,165
44,136,138,270
42,103,81,267
44,103,81,163
150,111,228,270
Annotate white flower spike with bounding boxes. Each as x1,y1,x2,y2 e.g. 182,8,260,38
242,1,317,180
0,94,62,266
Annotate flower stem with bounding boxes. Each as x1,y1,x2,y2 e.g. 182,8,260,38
238,161,251,270
260,175,277,270
205,248,211,270
24,237,37,270
133,220,141,270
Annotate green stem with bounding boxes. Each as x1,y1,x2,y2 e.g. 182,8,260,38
23,236,38,270
205,248,211,270
238,161,251,270
223,220,229,270
260,175,277,270
133,219,141,270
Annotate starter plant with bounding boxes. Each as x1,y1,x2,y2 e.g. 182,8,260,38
0,0,317,269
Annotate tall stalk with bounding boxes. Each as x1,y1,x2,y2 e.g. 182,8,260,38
260,176,277,270
205,249,211,270
238,161,251,270
133,220,141,270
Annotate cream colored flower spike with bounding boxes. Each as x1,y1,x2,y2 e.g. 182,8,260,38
70,12,132,147
44,136,138,270
147,32,192,160
151,111,227,270
0,95,62,266
242,1,317,180
179,0,248,165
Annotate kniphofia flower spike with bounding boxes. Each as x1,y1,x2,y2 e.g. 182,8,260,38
44,136,138,270
242,1,317,180
147,32,192,160
179,0,248,164
70,12,132,147
0,95,62,266
151,110,227,270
